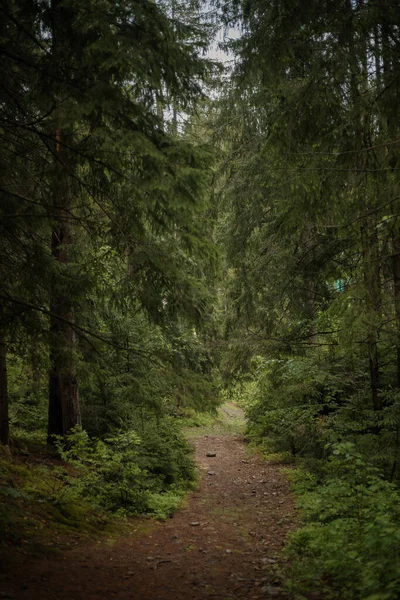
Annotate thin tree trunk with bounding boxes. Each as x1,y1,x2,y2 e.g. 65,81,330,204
381,5,400,388
391,216,400,387
361,218,382,411
301,227,318,346
0,327,9,446
346,0,382,411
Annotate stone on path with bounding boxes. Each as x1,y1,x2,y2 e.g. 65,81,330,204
261,585,282,596
206,452,217,457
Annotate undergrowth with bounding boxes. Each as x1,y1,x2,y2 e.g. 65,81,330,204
231,355,400,599
181,404,245,438
284,444,400,600
55,422,195,519
0,413,197,553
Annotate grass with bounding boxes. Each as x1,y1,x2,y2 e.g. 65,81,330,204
210,506,244,524
182,403,246,439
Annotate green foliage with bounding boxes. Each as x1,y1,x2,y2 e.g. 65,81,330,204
0,0,219,554
1,0,219,443
146,488,188,520
242,355,349,458
0,448,107,547
56,422,195,518
215,1,400,598
285,444,400,600
0,413,196,550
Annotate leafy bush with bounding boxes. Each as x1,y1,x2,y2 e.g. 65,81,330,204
146,487,187,519
57,420,195,518
243,356,347,458
285,443,400,599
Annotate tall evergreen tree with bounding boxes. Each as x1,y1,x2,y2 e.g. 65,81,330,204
217,0,400,411
0,0,215,444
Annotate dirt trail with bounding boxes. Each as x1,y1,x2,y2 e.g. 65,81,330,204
2,404,296,600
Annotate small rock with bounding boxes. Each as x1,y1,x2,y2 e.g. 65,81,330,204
225,549,232,553
206,452,217,457
146,556,155,561
261,557,277,564
207,471,217,476
261,585,282,596
190,522,200,526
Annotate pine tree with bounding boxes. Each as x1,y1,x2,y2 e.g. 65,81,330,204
217,0,400,412
0,0,215,443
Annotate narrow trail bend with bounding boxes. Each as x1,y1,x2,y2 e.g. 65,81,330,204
3,404,296,600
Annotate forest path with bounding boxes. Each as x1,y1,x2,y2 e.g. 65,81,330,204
3,404,296,600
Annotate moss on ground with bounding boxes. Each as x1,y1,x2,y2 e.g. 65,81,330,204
0,441,133,563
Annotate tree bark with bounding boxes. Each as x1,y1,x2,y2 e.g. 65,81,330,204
47,1,81,443
0,327,9,446
47,127,81,443
345,0,382,411
381,5,400,389
391,212,400,387
301,227,318,346
361,218,382,411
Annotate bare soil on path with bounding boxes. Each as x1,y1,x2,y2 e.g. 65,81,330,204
2,404,296,600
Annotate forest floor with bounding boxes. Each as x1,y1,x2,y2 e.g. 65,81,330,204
1,404,297,600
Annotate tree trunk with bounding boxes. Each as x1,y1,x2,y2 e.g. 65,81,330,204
361,219,382,411
0,327,9,446
346,0,382,411
391,215,400,387
47,128,81,443
301,227,318,346
381,7,400,388
47,1,81,443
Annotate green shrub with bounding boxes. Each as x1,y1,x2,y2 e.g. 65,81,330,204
146,487,187,519
285,443,400,599
244,356,345,458
57,420,195,518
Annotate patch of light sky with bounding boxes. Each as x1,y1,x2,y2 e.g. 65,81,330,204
207,24,241,65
